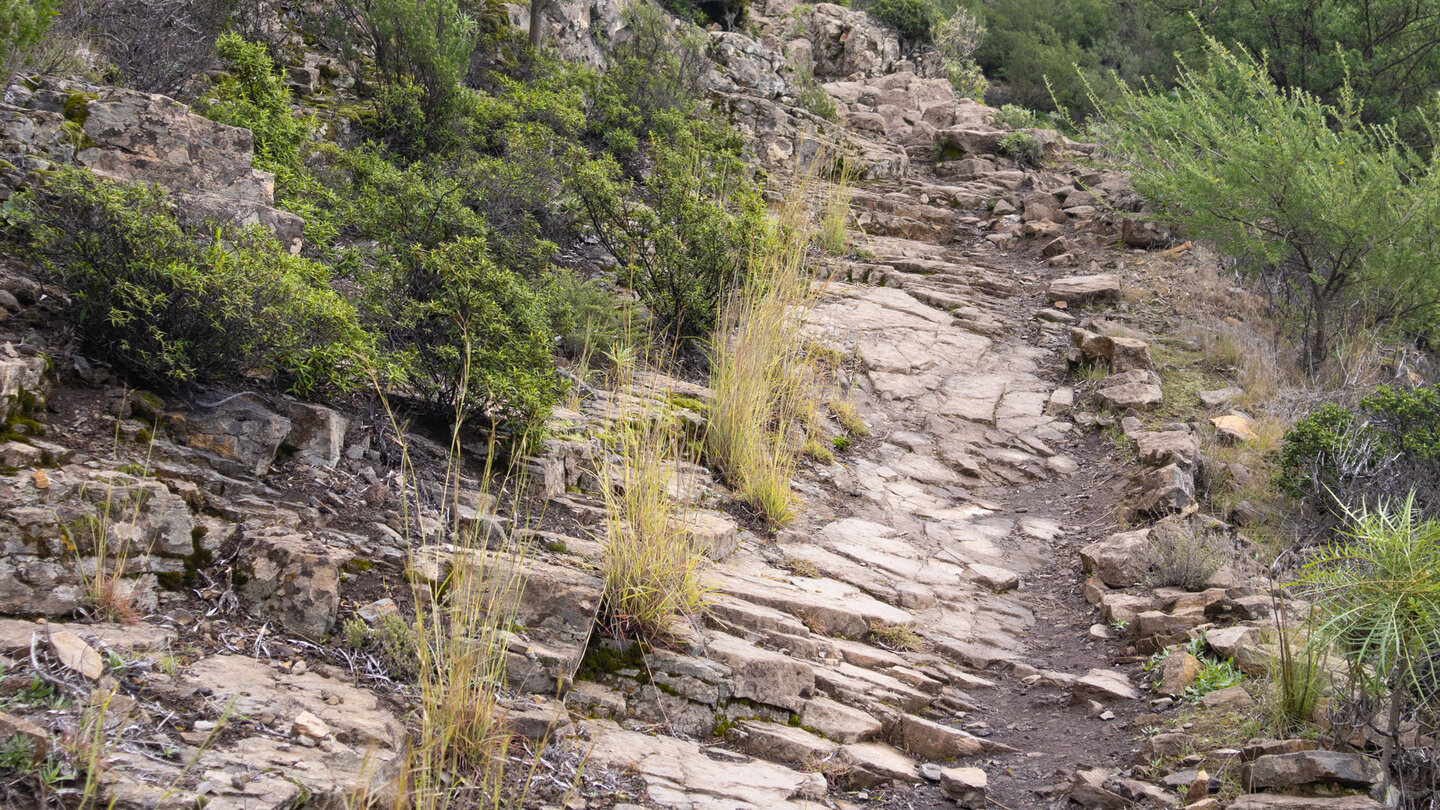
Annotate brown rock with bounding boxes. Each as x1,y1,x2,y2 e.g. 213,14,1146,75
49,631,103,680
1158,651,1202,697
1241,750,1380,790
940,766,987,808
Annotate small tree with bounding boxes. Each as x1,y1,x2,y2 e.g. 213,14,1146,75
0,0,56,70
1093,37,1440,373
867,0,937,54
1299,492,1440,798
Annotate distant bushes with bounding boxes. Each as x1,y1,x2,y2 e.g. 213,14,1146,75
12,168,373,395
1277,385,1440,521
0,0,55,70
867,0,937,50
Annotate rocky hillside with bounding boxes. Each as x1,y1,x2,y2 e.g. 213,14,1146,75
0,1,1428,809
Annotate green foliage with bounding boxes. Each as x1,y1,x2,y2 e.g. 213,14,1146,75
1183,656,1244,701
997,131,1043,165
966,0,1172,114
539,268,640,361
201,34,314,170
350,0,478,153
380,236,557,432
0,0,55,70
13,169,372,394
571,123,769,344
944,58,987,101
993,103,1041,129
1148,520,1229,591
867,0,937,49
1298,493,1440,788
588,4,711,144
792,61,837,121
1276,386,1440,517
1145,0,1440,147
1094,38,1440,371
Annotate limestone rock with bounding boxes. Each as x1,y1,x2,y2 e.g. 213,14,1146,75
236,530,347,638
1228,796,1382,810
1198,387,1243,408
1134,463,1196,514
705,632,815,712
800,696,882,743
1241,750,1380,790
582,719,826,807
169,397,292,477
1072,668,1139,704
894,713,984,759
0,355,46,423
1047,274,1121,306
1212,413,1258,444
49,631,103,680
840,741,921,786
940,766,987,808
730,720,838,765
277,400,349,468
1157,651,1202,697
677,510,740,560
1097,369,1164,412
1134,430,1200,472
1080,529,1153,588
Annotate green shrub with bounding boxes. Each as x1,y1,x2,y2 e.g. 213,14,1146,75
866,0,937,49
589,4,710,143
792,61,837,121
1094,37,1440,372
381,237,557,433
1147,520,1229,591
0,0,55,70
14,169,373,394
347,0,478,153
570,124,769,343
993,103,1041,129
997,130,1043,165
945,58,988,101
539,268,641,361
200,34,314,170
1276,385,1440,518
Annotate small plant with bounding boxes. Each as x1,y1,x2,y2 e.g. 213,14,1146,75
780,557,820,578
829,399,869,437
831,435,853,452
1183,657,1245,701
792,61,838,121
1148,520,1230,591
993,104,1042,129
998,131,1044,166
801,439,835,465
868,621,923,651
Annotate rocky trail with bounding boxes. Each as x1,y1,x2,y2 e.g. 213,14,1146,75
0,3,1393,808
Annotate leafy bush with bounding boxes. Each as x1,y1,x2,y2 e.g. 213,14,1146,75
0,0,55,70
539,269,640,361
1148,520,1229,591
945,58,987,101
379,237,557,432
997,131,1043,165
345,0,478,153
1094,38,1440,372
589,4,710,144
867,0,937,50
993,103,1041,129
1276,385,1440,518
14,169,373,394
200,34,314,169
792,61,838,121
571,124,769,343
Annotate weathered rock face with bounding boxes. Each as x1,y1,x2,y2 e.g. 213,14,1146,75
1,78,304,252
1080,529,1153,588
1241,751,1381,791
167,397,293,478
0,355,46,423
236,530,348,638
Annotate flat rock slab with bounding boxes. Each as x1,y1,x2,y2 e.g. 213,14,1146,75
1241,750,1380,790
1046,274,1121,306
582,720,826,809
1228,796,1382,810
730,720,838,765
840,741,921,786
800,696,883,743
704,632,815,712
1072,668,1139,704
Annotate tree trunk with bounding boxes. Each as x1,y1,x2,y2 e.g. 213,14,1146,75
529,0,546,48
1377,668,1404,802
1306,279,1329,376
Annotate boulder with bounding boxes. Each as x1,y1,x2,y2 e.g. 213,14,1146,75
1198,387,1243,408
1121,218,1172,248
236,530,348,638
169,397,292,477
278,400,349,468
839,741,921,786
0,355,46,423
1242,750,1380,790
1134,430,1200,472
894,713,984,759
940,766,987,808
1134,463,1196,514
1072,668,1139,704
1157,650,1202,697
1097,369,1164,412
800,696,882,743
1047,274,1122,306
1069,767,1128,809
936,127,1003,157
1205,625,1272,676
1212,413,1258,444
1080,529,1153,588
730,720,837,765
704,632,815,712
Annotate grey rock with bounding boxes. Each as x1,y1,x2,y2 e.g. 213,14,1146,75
236,530,347,638
1241,750,1381,791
